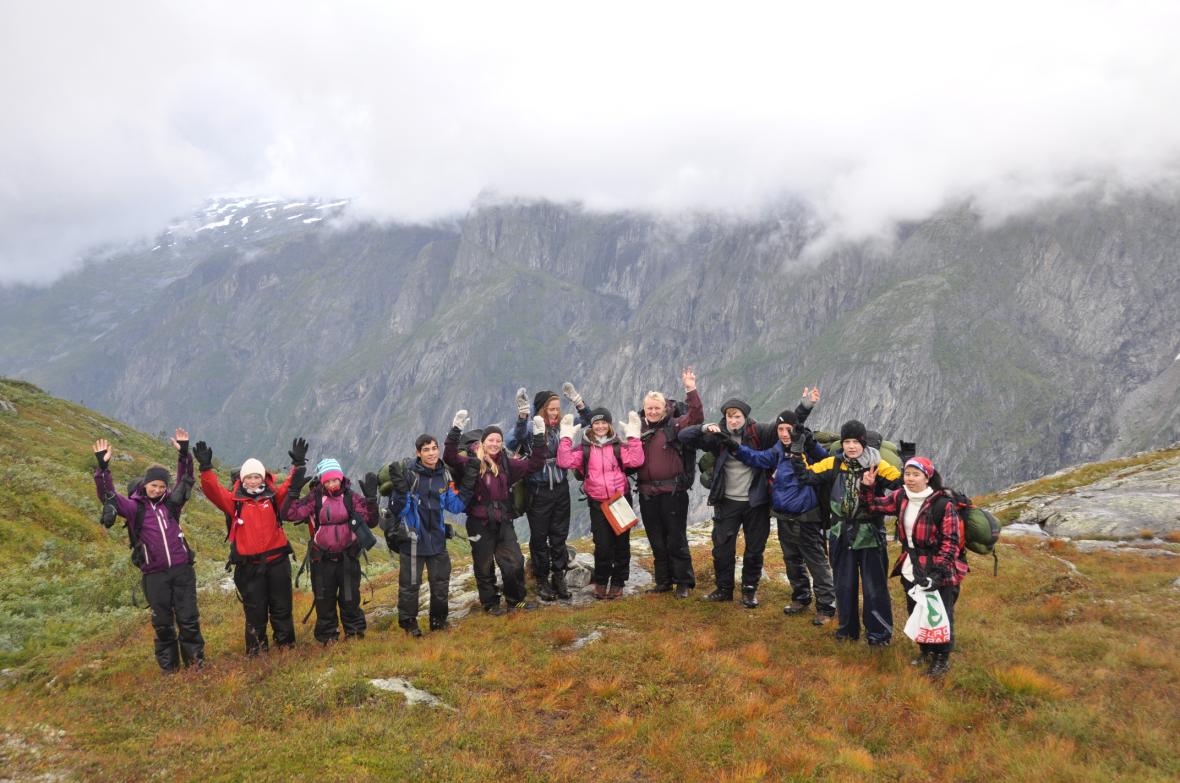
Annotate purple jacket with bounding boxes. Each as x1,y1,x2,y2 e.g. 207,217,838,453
94,451,194,574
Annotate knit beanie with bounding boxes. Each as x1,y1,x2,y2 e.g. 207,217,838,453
775,409,798,428
839,420,867,446
533,390,559,415
316,457,344,483
588,407,613,424
239,458,266,479
904,456,936,479
143,465,171,486
481,425,504,442
719,398,752,417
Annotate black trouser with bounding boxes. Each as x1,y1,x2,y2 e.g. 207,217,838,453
901,577,960,653
711,499,771,592
526,481,571,579
142,563,205,672
398,551,451,627
309,548,365,642
589,498,631,585
830,525,892,643
776,515,835,614
468,516,526,608
233,555,295,654
639,490,695,588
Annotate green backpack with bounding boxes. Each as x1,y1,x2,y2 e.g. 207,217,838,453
932,490,1002,575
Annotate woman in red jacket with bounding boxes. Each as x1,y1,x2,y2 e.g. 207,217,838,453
194,437,306,654
860,456,968,677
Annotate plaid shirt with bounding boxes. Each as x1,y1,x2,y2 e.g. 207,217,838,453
861,487,968,586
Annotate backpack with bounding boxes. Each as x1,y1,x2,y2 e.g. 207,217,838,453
306,480,378,552
929,489,1002,575
572,438,636,497
697,421,762,489
639,401,697,492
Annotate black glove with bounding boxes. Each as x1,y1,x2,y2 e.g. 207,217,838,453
360,471,379,499
725,431,742,449
193,441,213,472
287,464,308,498
387,462,409,495
177,438,189,455
447,425,462,443
94,450,109,472
288,437,309,466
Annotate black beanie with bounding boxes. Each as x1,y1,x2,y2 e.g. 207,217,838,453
719,398,752,417
481,425,504,442
143,465,171,486
533,390,559,415
588,407,613,424
776,409,798,427
840,419,867,445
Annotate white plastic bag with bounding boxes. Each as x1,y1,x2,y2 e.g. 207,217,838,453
904,584,951,644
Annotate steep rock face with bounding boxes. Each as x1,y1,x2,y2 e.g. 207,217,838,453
2,195,1180,518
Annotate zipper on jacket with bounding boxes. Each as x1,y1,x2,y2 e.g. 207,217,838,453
154,502,173,568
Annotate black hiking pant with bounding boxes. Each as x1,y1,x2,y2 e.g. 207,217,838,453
589,496,632,586
639,490,695,588
468,516,526,609
142,563,205,672
233,554,295,654
526,481,571,579
398,550,451,628
308,547,365,642
710,499,771,593
776,515,835,614
830,526,892,644
901,577,960,654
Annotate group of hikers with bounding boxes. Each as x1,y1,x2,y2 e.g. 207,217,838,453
92,371,969,679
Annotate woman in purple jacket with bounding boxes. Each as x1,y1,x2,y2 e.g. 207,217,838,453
93,429,205,672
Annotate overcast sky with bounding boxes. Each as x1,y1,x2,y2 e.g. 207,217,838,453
2,0,1179,283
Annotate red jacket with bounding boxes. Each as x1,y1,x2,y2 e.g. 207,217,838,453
200,469,293,559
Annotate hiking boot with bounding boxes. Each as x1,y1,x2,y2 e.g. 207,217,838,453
782,601,809,615
593,583,608,600
927,652,952,678
607,585,623,600
647,583,674,594
552,571,572,600
701,589,733,602
812,613,834,627
867,638,891,648
344,632,365,640
507,600,539,612
833,631,857,642
429,618,450,631
402,625,423,638
910,650,932,667
674,585,691,599
740,588,759,609
536,580,557,602
484,604,507,617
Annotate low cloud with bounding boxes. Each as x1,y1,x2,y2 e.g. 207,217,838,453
3,0,1180,282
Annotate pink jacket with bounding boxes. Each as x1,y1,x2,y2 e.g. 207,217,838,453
556,436,644,501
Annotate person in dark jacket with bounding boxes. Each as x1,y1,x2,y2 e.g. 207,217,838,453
281,457,379,644
444,409,549,615
195,438,305,654
507,382,593,601
733,399,836,625
386,434,478,636
860,456,968,676
804,420,902,646
678,394,813,608
636,367,703,598
92,429,205,672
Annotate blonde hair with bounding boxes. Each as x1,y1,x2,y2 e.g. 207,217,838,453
643,391,666,406
474,443,499,478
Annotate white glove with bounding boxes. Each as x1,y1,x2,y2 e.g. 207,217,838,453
452,409,470,430
622,410,641,439
559,413,575,441
561,382,583,408
532,415,546,437
515,387,529,418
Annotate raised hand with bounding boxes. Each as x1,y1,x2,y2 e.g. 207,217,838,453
561,382,583,408
288,437,309,466
559,413,575,441
515,387,529,419
360,472,380,499
531,415,547,438
682,366,697,392
861,464,878,488
93,439,112,470
801,386,820,409
622,410,642,439
193,441,214,472
452,409,470,430
170,427,189,453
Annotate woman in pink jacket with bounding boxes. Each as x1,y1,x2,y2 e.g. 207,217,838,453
556,407,644,599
